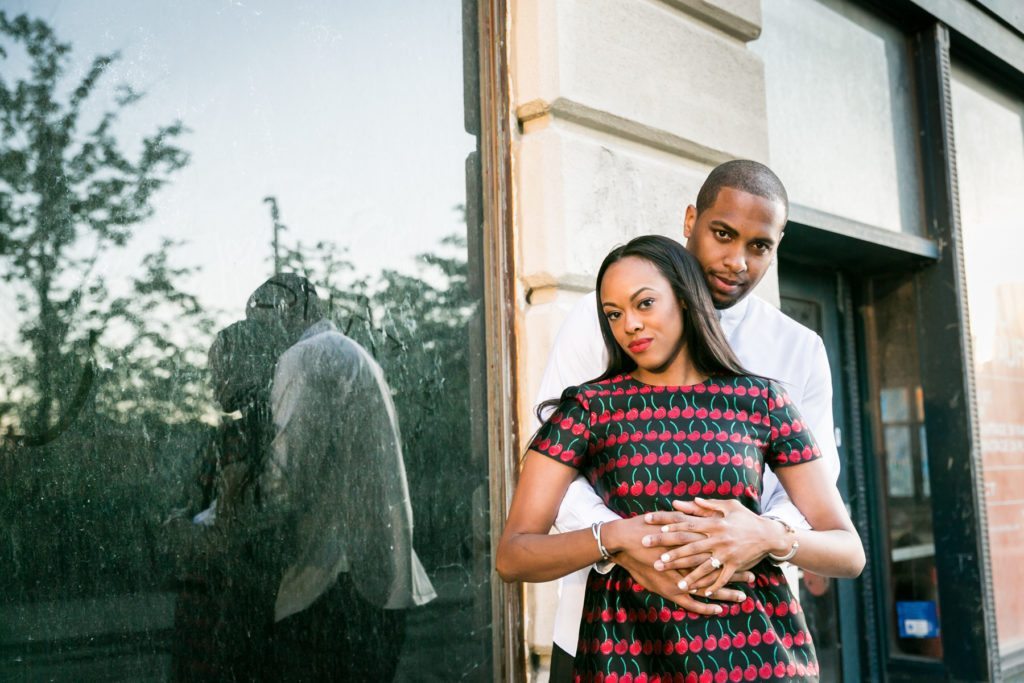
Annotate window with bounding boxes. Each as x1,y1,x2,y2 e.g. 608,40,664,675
751,0,925,235
951,60,1024,666
0,3,494,679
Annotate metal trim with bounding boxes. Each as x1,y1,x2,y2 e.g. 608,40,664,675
474,0,522,680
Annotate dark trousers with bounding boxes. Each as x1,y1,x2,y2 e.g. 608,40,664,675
269,572,407,682
549,643,575,683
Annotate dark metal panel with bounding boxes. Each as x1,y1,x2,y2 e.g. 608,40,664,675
912,22,1000,681
784,204,939,272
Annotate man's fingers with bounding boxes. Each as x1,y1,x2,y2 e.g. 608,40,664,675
642,530,706,548
669,594,726,615
671,499,721,517
708,586,748,603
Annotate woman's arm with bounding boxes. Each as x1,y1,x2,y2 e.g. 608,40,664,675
650,460,864,594
496,451,648,583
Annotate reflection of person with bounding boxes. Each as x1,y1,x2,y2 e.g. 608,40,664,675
497,236,864,680
534,161,843,678
246,275,436,680
169,320,288,683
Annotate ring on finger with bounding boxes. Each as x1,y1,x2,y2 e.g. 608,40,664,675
709,555,722,570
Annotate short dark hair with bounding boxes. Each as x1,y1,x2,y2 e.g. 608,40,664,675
695,159,788,220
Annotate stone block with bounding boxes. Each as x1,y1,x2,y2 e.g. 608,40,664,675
514,0,769,162
517,121,709,290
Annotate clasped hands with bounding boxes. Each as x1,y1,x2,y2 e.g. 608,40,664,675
613,497,774,616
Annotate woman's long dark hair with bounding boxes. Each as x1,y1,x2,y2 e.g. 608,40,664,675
535,235,750,424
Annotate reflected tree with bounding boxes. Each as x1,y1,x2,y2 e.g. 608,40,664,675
0,13,213,602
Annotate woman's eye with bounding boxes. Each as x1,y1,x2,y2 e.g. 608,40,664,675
637,298,654,309
605,311,620,321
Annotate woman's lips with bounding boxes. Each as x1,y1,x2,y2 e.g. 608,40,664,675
628,338,653,352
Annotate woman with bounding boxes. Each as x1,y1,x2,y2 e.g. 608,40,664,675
496,236,864,682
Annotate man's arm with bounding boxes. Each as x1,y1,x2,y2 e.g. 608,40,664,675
760,336,840,528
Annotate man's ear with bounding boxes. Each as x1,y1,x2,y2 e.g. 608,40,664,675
683,205,697,239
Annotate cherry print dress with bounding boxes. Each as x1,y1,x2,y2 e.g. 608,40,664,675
531,374,823,683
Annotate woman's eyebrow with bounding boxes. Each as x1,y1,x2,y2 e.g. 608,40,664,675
602,286,655,308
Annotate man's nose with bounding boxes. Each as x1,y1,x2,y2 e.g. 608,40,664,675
723,247,747,274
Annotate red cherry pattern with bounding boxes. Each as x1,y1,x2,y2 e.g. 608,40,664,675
530,376,822,680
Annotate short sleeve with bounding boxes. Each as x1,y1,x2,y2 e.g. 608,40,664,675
765,381,822,468
529,387,596,469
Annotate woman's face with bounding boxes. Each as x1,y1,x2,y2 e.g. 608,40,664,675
600,256,685,376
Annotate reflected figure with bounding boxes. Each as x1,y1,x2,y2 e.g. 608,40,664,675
247,275,436,680
169,319,289,682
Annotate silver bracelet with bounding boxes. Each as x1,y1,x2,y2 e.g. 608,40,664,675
591,521,612,562
764,515,800,564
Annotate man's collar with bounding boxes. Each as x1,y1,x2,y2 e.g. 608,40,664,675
299,318,335,341
717,295,752,337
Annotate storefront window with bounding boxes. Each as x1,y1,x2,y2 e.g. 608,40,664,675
951,62,1024,666
863,276,943,660
0,2,492,679
751,0,924,235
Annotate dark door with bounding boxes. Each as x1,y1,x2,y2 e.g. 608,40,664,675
779,263,862,682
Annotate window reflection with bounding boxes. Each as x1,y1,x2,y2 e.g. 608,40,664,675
0,2,490,680
951,61,1024,664
863,276,942,659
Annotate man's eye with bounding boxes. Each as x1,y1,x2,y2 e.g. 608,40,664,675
714,230,730,240
751,242,770,254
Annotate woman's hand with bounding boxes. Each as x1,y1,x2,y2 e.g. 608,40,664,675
643,498,780,596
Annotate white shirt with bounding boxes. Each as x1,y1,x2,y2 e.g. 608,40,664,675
535,292,840,654
265,320,436,621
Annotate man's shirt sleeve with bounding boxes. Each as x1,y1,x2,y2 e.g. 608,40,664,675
761,335,840,530
529,294,620,535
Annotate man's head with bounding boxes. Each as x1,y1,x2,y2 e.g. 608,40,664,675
683,160,788,309
246,274,324,344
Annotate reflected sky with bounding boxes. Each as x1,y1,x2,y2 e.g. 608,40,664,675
951,64,1024,365
0,0,475,332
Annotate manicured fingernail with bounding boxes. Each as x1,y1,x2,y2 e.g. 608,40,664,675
642,536,652,547
696,497,705,502
662,525,670,532
705,590,713,597
689,589,698,594
714,606,723,614
645,513,653,522
660,553,671,562
677,580,687,590
735,593,746,602
654,561,664,570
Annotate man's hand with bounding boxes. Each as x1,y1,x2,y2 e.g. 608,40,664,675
614,545,752,615
643,498,779,596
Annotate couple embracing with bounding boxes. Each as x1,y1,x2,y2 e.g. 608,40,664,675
497,160,865,683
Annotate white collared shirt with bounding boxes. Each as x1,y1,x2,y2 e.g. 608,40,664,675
534,292,840,654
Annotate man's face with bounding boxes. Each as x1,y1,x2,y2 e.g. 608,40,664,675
683,187,786,309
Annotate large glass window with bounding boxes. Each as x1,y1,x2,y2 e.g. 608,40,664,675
0,2,492,679
751,0,925,235
862,275,942,660
951,61,1024,667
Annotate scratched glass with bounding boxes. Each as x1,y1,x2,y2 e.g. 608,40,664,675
0,2,491,680
952,61,1024,670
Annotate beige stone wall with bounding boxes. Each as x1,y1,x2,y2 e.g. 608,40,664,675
508,0,777,677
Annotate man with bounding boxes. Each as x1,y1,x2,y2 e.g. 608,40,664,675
246,274,436,680
536,160,841,679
